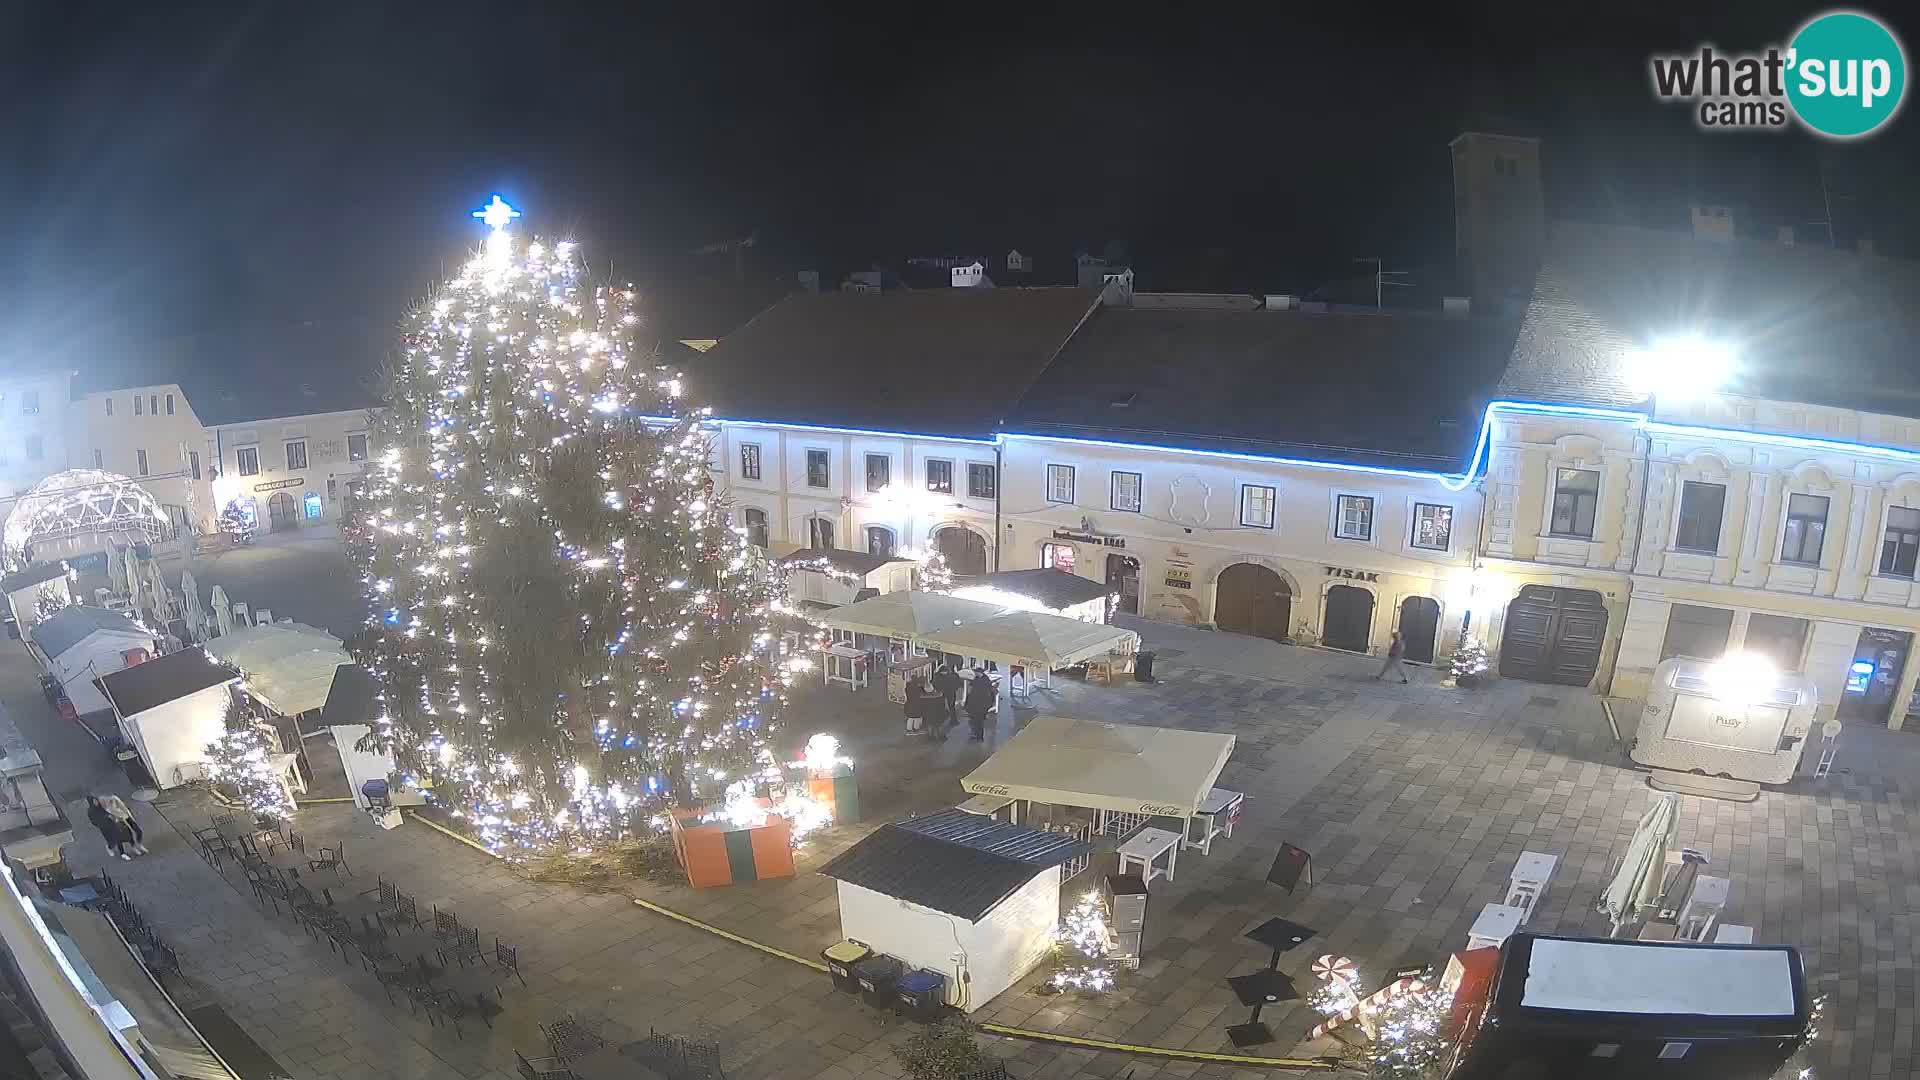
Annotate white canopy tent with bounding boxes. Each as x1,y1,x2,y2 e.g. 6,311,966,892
916,610,1138,672
959,715,1235,819
205,621,351,717
816,591,1007,642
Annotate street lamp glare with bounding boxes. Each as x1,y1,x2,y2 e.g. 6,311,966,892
1625,335,1735,400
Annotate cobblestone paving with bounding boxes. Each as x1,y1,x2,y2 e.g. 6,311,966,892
9,617,1918,1077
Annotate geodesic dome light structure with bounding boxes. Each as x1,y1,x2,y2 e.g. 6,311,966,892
3,469,171,560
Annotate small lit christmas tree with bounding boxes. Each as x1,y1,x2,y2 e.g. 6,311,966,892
203,703,293,822
32,587,66,624
1048,891,1116,992
1364,987,1454,1079
1450,636,1491,688
911,547,954,593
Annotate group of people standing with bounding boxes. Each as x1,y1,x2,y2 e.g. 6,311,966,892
86,794,148,860
904,661,998,741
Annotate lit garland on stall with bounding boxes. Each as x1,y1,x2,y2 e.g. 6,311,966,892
1048,891,1116,993
350,197,790,855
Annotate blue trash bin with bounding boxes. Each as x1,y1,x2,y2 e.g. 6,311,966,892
895,969,948,1021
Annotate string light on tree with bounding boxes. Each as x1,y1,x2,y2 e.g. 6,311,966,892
1048,891,1116,993
350,195,791,855
202,696,294,822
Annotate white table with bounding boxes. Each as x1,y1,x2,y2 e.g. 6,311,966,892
956,794,1021,825
1116,827,1182,885
1183,788,1244,854
1504,851,1558,922
823,645,868,691
1467,902,1525,952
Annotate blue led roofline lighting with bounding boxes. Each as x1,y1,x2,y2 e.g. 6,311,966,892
647,401,1920,488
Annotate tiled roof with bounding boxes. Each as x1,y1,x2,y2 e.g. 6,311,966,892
965,569,1110,611
1006,306,1520,472
1502,221,1920,418
694,288,1097,440
818,808,1090,922
96,647,240,717
33,606,150,660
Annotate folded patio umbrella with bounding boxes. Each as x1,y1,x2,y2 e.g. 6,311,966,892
1600,791,1679,937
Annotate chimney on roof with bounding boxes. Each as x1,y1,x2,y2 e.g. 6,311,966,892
951,261,986,288
1443,296,1472,318
1777,226,1795,247
1100,269,1135,307
1006,249,1032,274
1690,204,1734,243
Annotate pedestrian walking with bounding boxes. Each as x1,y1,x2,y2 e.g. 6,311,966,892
102,794,147,855
1375,630,1409,683
931,663,963,736
963,668,996,741
86,796,133,860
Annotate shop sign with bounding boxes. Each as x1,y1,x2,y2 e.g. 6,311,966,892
1053,528,1125,548
963,781,1013,797
1324,565,1379,583
1164,568,1193,590
254,477,306,492
1138,801,1185,816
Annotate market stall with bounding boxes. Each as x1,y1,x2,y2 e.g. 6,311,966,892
95,647,244,790
952,568,1114,624
1631,654,1820,786
317,663,412,814
816,590,1006,649
959,715,1235,835
33,606,156,715
776,549,915,610
818,808,1091,1013
915,609,1139,704
0,561,71,636
205,621,351,719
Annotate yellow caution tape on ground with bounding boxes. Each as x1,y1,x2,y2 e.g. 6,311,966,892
407,810,1331,1069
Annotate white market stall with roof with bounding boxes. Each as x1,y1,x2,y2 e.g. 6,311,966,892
815,590,1007,644
818,808,1092,1013
952,568,1114,625
0,561,72,637
31,606,157,715
775,549,917,611
915,609,1139,704
960,715,1235,837
95,647,244,790
205,621,351,718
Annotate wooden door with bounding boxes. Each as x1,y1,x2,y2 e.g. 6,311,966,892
1399,596,1440,663
1215,563,1291,642
1321,585,1374,653
1499,586,1608,686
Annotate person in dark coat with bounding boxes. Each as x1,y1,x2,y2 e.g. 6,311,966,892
1375,630,1409,684
87,796,132,860
931,663,963,735
903,677,926,734
962,668,996,741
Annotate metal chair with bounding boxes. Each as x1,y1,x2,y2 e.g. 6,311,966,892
439,924,486,968
541,1015,604,1064
383,893,423,932
307,842,348,878
515,1052,577,1080
495,939,526,988
431,906,460,948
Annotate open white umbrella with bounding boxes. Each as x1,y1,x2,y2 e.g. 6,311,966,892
210,585,232,638
1600,792,1680,936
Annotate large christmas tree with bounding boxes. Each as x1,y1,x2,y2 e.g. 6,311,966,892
353,197,786,854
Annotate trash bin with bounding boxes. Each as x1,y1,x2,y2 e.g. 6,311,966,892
1133,651,1157,682
821,939,871,994
851,954,904,1010
360,778,392,810
895,969,948,1021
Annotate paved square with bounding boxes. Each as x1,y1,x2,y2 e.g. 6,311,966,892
7,616,1910,1078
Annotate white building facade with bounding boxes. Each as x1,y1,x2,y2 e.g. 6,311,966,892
207,408,375,532
0,370,73,503
75,383,215,535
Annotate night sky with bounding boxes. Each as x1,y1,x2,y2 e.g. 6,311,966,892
2,2,1913,387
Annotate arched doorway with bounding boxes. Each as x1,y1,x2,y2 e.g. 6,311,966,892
1399,596,1441,664
1106,554,1140,616
866,526,896,557
934,526,988,576
1214,563,1292,642
1499,586,1608,686
1322,585,1374,653
266,491,297,532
